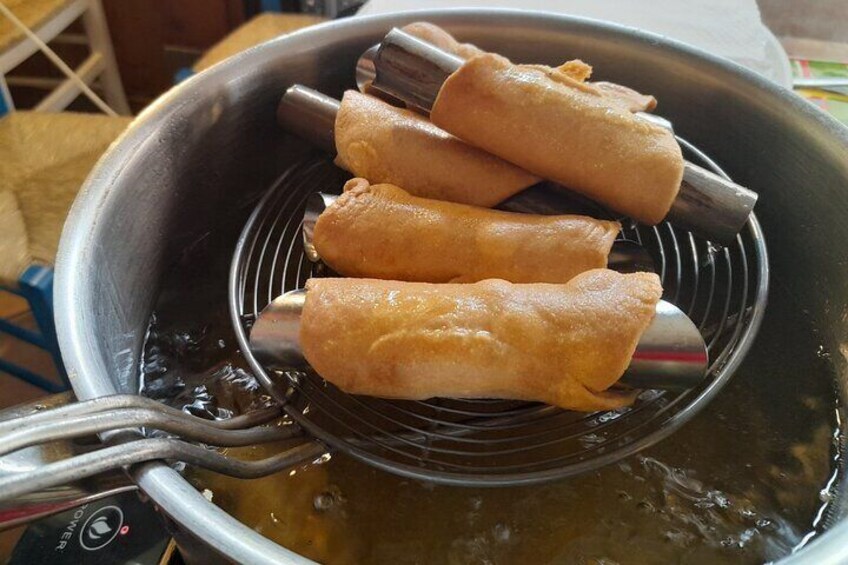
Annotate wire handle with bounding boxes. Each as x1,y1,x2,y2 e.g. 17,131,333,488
0,394,326,529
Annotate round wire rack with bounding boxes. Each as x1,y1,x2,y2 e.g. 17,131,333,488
229,137,769,486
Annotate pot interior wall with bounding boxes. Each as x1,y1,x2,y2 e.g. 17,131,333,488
56,11,848,559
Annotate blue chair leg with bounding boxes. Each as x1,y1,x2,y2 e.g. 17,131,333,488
260,0,283,10
0,358,63,393
0,294,64,392
173,67,194,84
0,77,10,117
16,265,70,390
0,315,45,347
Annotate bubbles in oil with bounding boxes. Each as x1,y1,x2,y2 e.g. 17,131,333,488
140,226,844,564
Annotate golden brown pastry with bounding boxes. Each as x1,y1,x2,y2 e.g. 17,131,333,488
430,53,685,224
402,22,657,113
334,90,539,207
299,270,662,411
313,178,620,284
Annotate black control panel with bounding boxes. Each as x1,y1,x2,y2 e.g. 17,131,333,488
10,492,173,565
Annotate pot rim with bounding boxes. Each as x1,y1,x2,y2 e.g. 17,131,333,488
54,8,848,564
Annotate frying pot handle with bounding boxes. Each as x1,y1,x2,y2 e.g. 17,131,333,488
0,393,137,529
0,393,325,530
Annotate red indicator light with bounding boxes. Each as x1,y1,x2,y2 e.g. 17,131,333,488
119,525,130,535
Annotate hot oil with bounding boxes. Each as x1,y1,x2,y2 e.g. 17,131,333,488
142,228,843,564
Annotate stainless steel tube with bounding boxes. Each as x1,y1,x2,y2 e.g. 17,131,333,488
665,162,759,244
276,84,339,153
371,28,463,112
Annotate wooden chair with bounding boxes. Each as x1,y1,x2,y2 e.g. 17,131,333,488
0,0,129,114
0,110,131,391
175,12,326,83
0,0,131,390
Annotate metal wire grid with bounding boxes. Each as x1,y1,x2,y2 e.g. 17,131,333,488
229,139,768,486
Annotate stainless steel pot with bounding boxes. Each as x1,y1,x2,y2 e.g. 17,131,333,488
53,9,848,564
